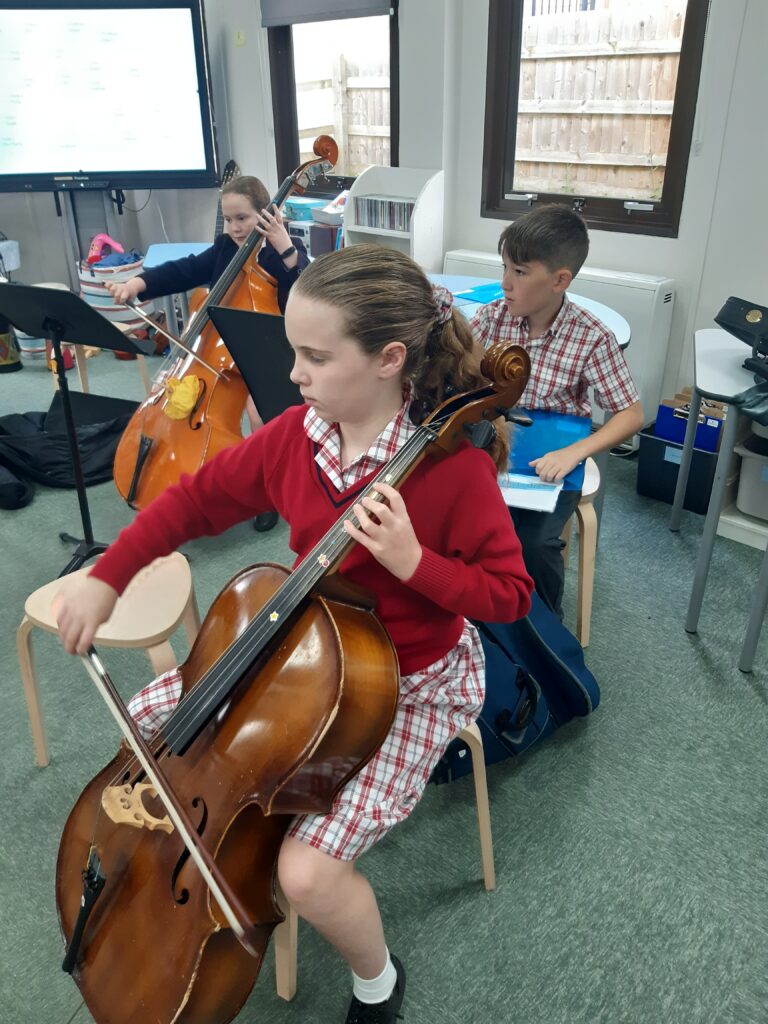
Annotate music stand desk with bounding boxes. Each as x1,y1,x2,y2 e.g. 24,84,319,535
207,306,303,423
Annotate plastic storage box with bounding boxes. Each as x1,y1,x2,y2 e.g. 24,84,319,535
282,197,325,221
637,425,718,514
734,440,768,521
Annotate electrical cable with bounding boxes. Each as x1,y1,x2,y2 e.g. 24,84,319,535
120,190,152,213
153,194,171,243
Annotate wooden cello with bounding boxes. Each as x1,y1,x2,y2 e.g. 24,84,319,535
56,343,530,1024
113,136,338,510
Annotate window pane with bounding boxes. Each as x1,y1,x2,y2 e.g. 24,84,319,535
510,0,688,202
291,16,391,177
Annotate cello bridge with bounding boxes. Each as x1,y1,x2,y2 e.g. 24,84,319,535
101,783,174,833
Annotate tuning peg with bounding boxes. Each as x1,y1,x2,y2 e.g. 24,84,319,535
464,420,497,450
501,408,533,427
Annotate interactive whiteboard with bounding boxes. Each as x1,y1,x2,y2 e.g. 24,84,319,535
0,1,219,191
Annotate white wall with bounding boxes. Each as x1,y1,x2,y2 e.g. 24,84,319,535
397,0,445,171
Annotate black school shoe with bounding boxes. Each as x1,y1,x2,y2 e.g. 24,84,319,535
253,510,279,532
345,956,406,1023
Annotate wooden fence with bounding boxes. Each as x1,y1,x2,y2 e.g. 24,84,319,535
514,3,686,200
295,2,684,198
298,56,390,177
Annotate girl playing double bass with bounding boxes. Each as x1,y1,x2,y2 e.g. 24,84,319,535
56,244,533,1023
108,175,309,532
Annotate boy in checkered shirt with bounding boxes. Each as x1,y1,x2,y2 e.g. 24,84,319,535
472,205,643,617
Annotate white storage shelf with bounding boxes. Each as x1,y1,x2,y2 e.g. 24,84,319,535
717,505,768,551
344,167,444,272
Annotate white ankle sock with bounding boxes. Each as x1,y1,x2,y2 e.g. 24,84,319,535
352,950,397,1005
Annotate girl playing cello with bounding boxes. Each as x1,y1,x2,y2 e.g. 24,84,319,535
56,244,533,1023
108,175,309,532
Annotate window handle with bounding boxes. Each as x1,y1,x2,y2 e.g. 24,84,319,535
503,193,537,205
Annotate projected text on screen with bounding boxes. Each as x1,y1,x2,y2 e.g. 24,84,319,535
0,7,208,178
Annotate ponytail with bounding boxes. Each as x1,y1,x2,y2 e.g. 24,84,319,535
410,308,509,471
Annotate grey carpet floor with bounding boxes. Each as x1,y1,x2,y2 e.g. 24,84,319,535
1,353,766,1024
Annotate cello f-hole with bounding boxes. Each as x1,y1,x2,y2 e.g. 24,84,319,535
188,379,208,431
171,796,208,904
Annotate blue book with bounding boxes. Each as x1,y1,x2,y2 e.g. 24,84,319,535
508,410,593,492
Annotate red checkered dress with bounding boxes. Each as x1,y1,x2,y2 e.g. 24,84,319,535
127,395,486,861
471,296,639,417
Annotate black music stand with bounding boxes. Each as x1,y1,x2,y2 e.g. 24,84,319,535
0,284,142,575
207,307,303,421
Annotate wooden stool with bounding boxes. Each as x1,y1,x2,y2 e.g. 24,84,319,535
273,720,495,1002
17,553,200,767
114,321,151,395
561,457,600,647
34,282,90,393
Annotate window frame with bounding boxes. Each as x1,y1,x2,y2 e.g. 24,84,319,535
480,0,709,237
267,10,399,193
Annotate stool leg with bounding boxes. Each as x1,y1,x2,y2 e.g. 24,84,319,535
561,515,574,570
146,641,177,676
274,898,298,1001
459,722,496,891
182,590,201,647
137,354,151,396
16,617,50,767
73,344,89,393
576,501,597,648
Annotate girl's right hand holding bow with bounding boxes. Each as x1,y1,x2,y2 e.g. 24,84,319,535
54,576,120,655
105,277,146,306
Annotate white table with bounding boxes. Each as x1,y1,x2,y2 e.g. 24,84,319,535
143,242,209,334
431,273,631,350
668,327,767,671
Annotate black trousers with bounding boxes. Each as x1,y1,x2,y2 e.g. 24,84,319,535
510,488,582,617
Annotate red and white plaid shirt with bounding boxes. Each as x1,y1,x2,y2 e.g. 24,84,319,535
304,392,419,490
471,296,639,417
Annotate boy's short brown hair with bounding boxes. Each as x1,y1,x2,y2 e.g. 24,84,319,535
498,204,589,276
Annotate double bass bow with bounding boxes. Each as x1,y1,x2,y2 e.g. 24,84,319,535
57,341,530,1024
112,135,339,510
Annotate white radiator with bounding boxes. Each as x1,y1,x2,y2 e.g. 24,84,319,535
443,249,675,437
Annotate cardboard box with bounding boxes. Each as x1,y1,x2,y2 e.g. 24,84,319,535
654,393,726,452
309,223,340,257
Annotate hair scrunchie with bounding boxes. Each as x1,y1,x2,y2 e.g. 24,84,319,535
432,284,454,327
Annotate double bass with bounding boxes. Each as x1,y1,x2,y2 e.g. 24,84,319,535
56,343,530,1024
113,136,338,510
